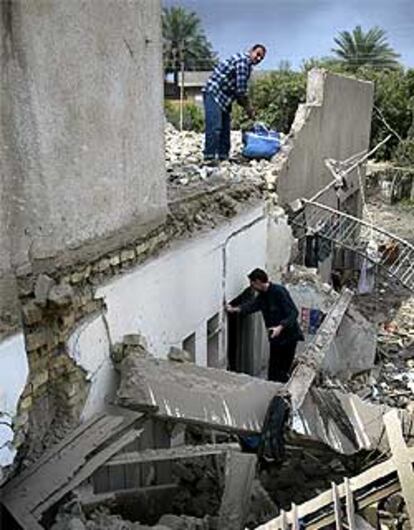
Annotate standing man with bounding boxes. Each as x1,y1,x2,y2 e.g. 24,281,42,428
202,44,267,163
226,268,304,383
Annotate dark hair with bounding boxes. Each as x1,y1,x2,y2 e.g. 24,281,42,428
251,44,267,54
248,268,268,283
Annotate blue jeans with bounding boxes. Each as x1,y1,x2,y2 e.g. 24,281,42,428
203,92,231,160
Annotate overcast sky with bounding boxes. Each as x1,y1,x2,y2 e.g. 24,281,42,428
163,0,414,70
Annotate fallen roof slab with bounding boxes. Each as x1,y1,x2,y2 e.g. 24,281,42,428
294,387,414,455
116,354,284,433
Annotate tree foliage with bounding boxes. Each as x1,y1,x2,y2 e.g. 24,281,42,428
332,26,400,71
233,71,307,132
165,100,204,133
162,6,217,85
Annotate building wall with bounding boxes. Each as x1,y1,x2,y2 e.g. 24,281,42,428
276,69,374,208
64,204,294,420
0,0,167,482
0,0,167,271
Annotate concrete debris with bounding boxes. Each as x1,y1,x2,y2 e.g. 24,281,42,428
168,346,192,363
51,506,211,530
165,122,281,189
112,334,150,364
34,273,56,306
217,451,256,530
48,283,74,307
295,386,414,455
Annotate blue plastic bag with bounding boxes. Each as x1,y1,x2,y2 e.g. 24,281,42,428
242,123,281,160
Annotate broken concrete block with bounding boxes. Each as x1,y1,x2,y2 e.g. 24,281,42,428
117,354,284,433
34,274,56,306
158,514,189,529
48,284,74,308
218,451,256,530
123,334,148,350
168,346,192,363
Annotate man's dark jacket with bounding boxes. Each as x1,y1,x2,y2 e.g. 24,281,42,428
239,283,304,344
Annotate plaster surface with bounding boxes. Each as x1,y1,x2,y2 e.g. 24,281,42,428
0,0,166,269
67,314,117,421
0,333,28,470
276,69,374,208
96,207,268,366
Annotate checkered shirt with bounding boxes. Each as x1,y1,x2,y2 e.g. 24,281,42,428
203,52,252,111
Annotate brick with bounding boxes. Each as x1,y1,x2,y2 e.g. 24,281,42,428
22,301,43,326
32,370,49,391
19,395,33,412
93,258,111,273
58,312,75,330
48,284,74,307
120,249,135,262
109,254,121,267
26,329,49,351
136,241,150,255
71,270,86,284
13,411,30,430
34,274,56,306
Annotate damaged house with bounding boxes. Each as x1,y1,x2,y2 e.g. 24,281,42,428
1,1,414,529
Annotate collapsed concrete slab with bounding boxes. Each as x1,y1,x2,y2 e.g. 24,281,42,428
294,387,414,455
116,352,414,457
116,354,284,433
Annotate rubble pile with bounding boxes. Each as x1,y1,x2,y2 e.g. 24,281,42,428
165,122,280,189
259,445,352,509
170,455,224,518
51,506,211,530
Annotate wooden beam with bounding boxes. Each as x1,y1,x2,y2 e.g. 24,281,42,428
33,428,143,518
78,483,179,508
105,442,240,467
332,482,342,530
344,477,356,530
384,409,414,525
288,288,354,411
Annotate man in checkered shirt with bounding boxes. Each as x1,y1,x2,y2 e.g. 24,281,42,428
202,44,266,163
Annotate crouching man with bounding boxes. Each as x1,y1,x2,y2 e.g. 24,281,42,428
226,268,304,383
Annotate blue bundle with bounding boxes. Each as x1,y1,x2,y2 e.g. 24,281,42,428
242,123,281,160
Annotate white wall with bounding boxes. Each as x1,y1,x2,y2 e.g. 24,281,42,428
0,333,28,478
66,206,295,419
96,206,268,367
67,314,117,421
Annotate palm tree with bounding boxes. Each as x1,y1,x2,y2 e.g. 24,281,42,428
332,26,400,70
162,6,217,87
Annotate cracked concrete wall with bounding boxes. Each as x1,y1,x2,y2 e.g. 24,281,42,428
0,0,167,273
276,69,374,208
